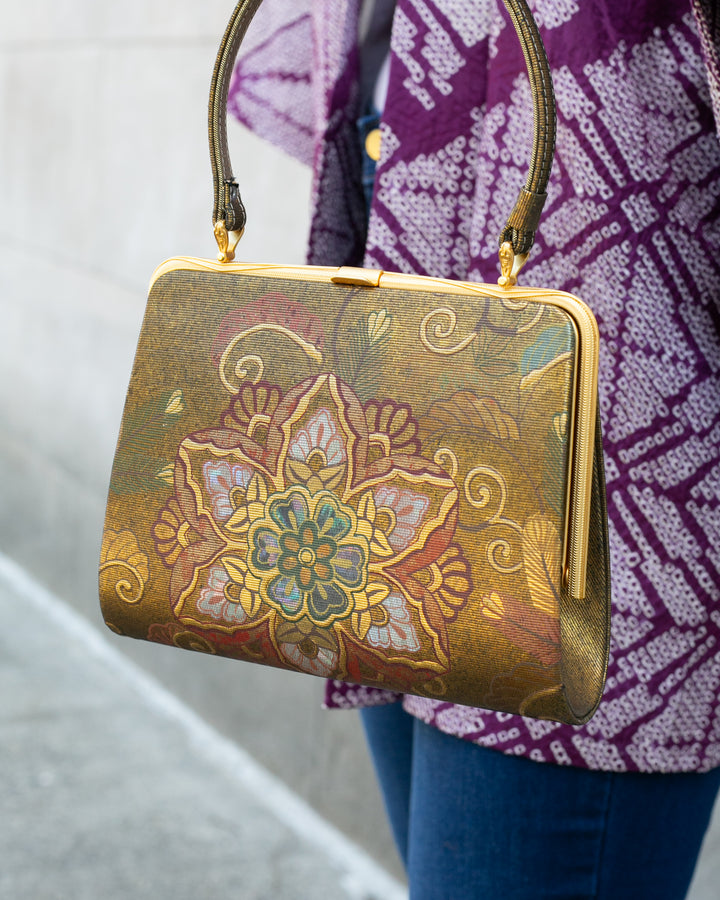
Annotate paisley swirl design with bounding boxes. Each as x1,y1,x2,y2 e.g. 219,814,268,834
419,307,477,356
99,530,149,604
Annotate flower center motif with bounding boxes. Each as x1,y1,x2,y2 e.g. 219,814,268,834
246,485,370,626
298,547,316,566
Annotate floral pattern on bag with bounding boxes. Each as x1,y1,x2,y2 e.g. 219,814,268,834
149,374,473,688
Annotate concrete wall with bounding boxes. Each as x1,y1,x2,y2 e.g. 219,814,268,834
0,0,399,877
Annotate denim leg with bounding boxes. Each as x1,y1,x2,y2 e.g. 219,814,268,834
398,717,720,900
406,719,610,899
360,704,414,868
596,766,720,899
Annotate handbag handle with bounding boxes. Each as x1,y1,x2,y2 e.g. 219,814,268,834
209,0,556,283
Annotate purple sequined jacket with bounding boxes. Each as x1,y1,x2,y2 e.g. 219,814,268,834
229,0,720,773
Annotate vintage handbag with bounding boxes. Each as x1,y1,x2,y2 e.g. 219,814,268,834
100,0,610,725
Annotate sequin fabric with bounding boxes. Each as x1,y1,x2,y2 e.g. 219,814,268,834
229,0,720,772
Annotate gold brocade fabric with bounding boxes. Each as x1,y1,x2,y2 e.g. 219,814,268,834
100,267,609,724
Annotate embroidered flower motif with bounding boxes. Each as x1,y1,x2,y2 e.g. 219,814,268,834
373,485,431,551
276,617,341,676
196,566,248,625
284,406,349,495
279,642,339,677
288,408,347,466
247,486,369,625
152,498,187,567
152,374,472,685
151,493,224,576
424,544,474,622
203,460,253,521
367,308,391,343
364,399,421,455
221,382,283,434
366,592,421,652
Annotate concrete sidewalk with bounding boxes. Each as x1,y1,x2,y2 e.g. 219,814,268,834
0,554,406,900
2,549,720,900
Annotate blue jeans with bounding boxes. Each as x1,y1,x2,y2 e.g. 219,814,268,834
361,704,720,899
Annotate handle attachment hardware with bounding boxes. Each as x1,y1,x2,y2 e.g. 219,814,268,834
214,220,244,263
209,0,557,282
498,242,529,288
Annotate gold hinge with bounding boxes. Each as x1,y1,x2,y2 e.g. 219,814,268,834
331,267,383,287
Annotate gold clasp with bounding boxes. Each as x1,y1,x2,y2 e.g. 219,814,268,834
330,266,383,287
214,220,244,263
498,241,529,288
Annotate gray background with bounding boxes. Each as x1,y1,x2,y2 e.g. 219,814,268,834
1,1,719,895
0,0,396,877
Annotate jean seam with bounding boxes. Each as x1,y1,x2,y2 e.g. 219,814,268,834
591,772,614,900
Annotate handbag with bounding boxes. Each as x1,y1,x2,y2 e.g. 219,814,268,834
99,0,610,725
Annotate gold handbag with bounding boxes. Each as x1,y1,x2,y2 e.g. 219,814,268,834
99,0,610,725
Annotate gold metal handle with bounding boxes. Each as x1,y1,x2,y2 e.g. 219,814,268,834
208,0,557,268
